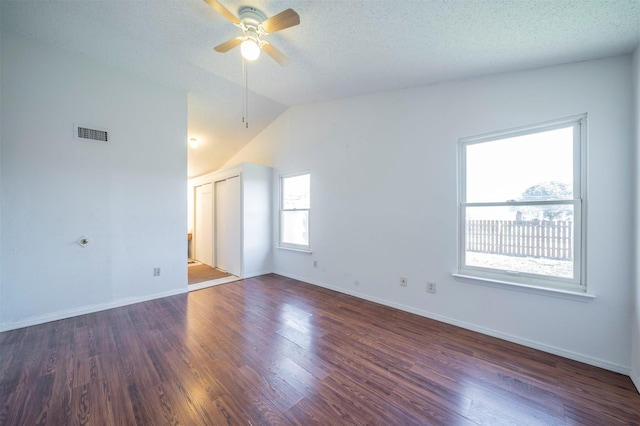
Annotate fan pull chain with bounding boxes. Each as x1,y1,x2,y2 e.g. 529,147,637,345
242,58,249,129
241,58,245,125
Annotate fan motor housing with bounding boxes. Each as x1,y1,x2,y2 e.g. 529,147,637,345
238,6,266,28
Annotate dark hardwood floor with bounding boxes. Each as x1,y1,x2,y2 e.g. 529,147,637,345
1,274,638,425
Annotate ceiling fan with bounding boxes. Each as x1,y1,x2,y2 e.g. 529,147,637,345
204,0,300,66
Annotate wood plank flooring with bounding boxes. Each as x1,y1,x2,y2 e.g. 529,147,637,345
1,273,639,425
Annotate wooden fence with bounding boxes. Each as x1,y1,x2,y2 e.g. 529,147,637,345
466,220,573,260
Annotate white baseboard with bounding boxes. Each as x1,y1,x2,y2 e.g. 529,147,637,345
243,270,273,279
274,270,631,376
0,287,189,332
632,368,640,394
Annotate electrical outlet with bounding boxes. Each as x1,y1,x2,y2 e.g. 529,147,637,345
313,260,318,268
154,267,161,277
427,282,436,293
400,277,408,287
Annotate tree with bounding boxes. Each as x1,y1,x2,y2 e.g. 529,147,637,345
518,181,573,221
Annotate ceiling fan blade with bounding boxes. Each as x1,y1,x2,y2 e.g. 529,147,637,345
261,42,290,67
261,8,300,33
203,0,239,24
214,37,243,52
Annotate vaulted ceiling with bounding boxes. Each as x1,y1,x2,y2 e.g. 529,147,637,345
2,0,639,177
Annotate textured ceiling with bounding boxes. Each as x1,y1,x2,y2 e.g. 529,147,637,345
2,0,639,177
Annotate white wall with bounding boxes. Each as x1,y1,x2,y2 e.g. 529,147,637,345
0,25,4,328
224,55,635,374
0,35,188,330
632,46,640,391
241,163,273,278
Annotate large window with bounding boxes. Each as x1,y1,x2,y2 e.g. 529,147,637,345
458,115,586,292
280,172,310,251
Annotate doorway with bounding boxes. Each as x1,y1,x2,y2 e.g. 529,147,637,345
188,175,242,291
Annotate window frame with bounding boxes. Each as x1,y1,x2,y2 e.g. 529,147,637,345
457,115,587,292
278,171,311,252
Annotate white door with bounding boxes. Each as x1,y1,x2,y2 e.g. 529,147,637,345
215,176,242,276
194,183,213,266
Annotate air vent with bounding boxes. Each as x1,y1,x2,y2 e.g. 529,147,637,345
74,124,108,142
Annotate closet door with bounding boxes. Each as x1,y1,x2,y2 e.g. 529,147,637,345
215,176,242,276
194,183,213,266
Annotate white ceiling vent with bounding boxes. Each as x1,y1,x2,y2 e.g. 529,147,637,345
74,124,108,142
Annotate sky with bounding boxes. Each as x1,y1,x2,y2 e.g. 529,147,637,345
466,126,574,203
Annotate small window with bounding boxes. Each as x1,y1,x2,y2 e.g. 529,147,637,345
279,172,310,251
458,115,586,292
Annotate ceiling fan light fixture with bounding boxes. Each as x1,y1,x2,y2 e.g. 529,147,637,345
240,38,261,61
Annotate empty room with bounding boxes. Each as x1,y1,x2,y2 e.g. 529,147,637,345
1,0,640,424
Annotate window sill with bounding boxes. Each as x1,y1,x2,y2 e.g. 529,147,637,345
277,246,312,254
452,273,596,302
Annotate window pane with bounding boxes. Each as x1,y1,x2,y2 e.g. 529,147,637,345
283,174,310,209
464,205,574,279
466,127,574,203
281,210,309,246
